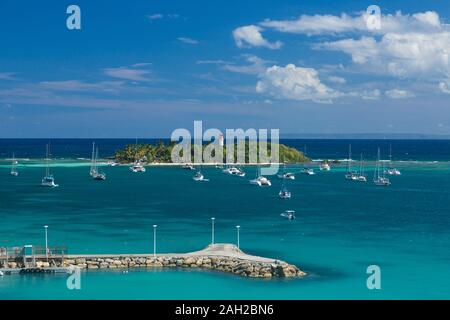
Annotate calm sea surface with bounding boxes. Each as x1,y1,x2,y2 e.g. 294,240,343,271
0,139,449,299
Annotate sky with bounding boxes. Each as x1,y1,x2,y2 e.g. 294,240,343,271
0,0,449,138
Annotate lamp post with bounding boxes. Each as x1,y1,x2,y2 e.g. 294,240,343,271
211,217,215,245
236,225,240,250
153,225,157,258
44,225,48,262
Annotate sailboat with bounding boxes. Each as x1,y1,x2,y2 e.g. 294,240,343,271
249,164,271,186
374,148,391,186
10,153,18,176
345,144,357,180
319,160,331,171
41,144,58,187
193,165,209,182
278,177,291,199
385,144,401,175
354,153,367,182
90,142,106,180
280,210,296,220
277,163,295,180
130,139,145,173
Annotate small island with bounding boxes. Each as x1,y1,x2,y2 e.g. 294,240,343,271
114,141,309,164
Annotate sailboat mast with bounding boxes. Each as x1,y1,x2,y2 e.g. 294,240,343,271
347,144,352,173
45,144,50,177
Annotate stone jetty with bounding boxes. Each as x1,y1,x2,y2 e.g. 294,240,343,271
0,244,306,278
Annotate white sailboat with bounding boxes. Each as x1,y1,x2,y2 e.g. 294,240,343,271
10,153,18,176
277,163,295,180
385,144,401,175
301,167,315,175
345,144,357,180
354,153,367,182
90,142,106,180
129,139,145,173
193,166,209,182
41,144,58,187
278,177,291,199
374,148,391,186
280,210,296,220
319,161,331,171
249,164,271,186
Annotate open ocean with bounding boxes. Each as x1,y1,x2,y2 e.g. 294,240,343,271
1,139,449,299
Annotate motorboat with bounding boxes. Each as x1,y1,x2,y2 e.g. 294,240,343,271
249,165,271,186
280,210,296,220
301,167,315,175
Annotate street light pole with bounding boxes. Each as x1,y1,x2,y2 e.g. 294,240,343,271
153,225,157,258
236,225,240,250
44,225,48,262
211,217,215,245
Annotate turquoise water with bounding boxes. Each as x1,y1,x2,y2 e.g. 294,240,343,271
1,161,450,299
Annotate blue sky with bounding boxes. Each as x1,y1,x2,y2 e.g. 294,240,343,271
0,0,449,137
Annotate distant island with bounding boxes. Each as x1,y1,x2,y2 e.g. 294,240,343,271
114,141,309,164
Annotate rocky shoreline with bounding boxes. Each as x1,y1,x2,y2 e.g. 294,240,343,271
0,244,306,279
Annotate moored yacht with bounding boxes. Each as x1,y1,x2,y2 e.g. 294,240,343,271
280,210,296,220
182,163,195,170
279,178,291,199
41,144,58,187
192,166,209,182
319,161,331,171
354,154,367,182
90,143,106,180
345,144,358,180
10,153,18,176
301,167,315,175
249,165,271,186
374,148,391,186
130,161,146,173
277,163,295,180
384,144,401,175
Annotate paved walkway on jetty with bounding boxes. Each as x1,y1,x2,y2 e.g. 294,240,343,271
66,244,280,263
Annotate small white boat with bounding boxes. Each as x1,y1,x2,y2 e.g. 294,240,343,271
385,145,401,175
319,161,331,171
223,166,245,177
0,270,3,276
193,167,209,182
280,210,296,220
41,144,59,187
277,163,295,180
130,161,146,173
10,153,18,176
301,167,315,175
345,144,358,180
182,163,195,170
374,148,391,186
249,165,271,186
90,143,106,180
353,154,367,182
107,161,118,167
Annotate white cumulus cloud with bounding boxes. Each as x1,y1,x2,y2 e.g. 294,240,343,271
385,89,415,99
233,25,282,49
256,64,340,103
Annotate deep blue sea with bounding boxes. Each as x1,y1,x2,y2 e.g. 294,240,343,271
0,139,449,299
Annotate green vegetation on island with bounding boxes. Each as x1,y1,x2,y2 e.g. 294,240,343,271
114,141,309,164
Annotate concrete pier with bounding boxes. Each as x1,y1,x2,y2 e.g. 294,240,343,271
0,244,306,278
